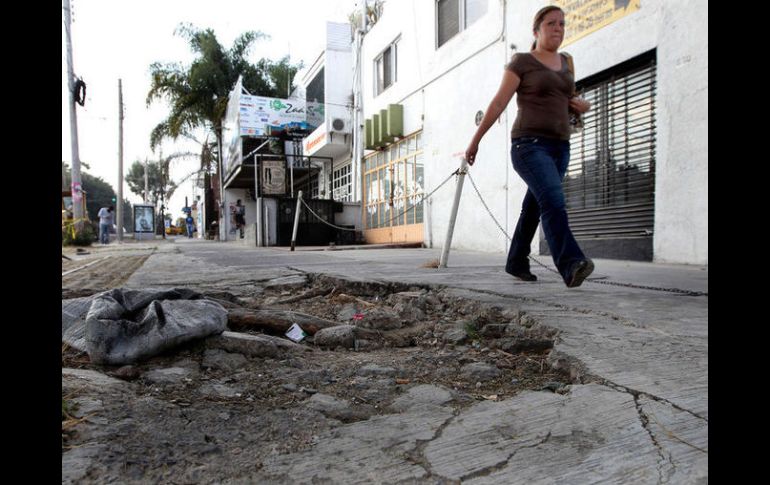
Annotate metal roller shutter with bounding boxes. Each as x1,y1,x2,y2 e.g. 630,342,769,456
561,51,657,259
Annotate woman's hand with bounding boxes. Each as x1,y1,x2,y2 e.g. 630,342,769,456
569,96,591,114
465,142,479,166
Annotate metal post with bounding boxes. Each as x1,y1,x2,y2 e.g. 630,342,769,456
290,190,303,251
439,158,468,268
63,0,85,229
144,158,149,204
264,204,269,246
426,197,433,248
254,153,261,247
256,198,263,247
117,79,124,242
290,156,295,199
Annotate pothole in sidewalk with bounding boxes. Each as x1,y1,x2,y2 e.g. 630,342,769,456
61,274,592,474
63,274,579,411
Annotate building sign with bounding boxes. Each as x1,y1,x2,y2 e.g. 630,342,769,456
239,95,307,137
304,129,328,156
553,0,641,47
261,159,286,195
222,79,243,175
222,76,308,174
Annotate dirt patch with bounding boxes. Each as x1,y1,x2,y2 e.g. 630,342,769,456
62,254,151,298
62,274,580,483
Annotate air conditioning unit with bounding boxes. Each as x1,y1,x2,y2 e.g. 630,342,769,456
331,118,346,132
329,114,352,134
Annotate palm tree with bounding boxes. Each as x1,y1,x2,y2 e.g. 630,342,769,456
146,24,302,238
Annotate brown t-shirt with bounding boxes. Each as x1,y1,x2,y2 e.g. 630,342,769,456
506,52,574,141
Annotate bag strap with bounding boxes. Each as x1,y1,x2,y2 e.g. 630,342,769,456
562,52,577,96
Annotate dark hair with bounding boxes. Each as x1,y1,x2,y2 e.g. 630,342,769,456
530,6,564,50
108,205,114,211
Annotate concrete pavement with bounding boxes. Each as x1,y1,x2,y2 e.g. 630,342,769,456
124,239,708,483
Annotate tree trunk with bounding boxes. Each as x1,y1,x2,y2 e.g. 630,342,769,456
227,309,341,335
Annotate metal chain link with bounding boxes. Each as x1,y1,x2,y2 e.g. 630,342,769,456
465,170,708,297
299,198,358,232
299,168,461,232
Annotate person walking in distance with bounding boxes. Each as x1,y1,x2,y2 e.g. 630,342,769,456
465,5,595,288
185,213,195,238
234,199,246,239
97,205,114,245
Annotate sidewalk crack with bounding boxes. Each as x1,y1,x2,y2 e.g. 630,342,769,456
601,380,707,484
633,393,671,484
458,432,552,482
400,408,460,483
600,379,708,423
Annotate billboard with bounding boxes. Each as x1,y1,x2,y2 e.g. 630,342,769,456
239,95,307,137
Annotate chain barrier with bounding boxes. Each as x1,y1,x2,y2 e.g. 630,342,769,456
298,198,358,232
62,217,92,238
299,168,461,232
465,170,707,297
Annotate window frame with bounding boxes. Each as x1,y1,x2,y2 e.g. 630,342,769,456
436,0,487,49
374,37,400,96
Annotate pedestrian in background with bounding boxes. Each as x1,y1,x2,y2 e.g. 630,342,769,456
234,199,246,239
465,5,594,288
97,205,114,245
185,213,195,238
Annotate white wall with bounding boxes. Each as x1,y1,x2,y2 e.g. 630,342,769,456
530,0,708,264
361,0,707,264
362,0,519,253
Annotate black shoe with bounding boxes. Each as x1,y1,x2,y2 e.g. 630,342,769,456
506,269,537,281
566,258,594,288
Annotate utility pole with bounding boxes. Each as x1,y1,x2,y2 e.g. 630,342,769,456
63,0,85,229
144,158,149,204
117,79,124,242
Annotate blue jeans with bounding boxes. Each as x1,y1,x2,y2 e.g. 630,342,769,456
99,223,110,244
187,223,194,238
506,136,585,282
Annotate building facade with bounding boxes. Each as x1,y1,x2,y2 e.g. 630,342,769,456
359,0,707,264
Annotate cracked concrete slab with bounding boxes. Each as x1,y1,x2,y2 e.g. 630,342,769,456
427,384,661,484
256,404,455,483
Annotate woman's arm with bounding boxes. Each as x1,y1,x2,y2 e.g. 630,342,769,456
465,69,520,166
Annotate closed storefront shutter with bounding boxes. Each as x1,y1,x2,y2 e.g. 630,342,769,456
560,51,657,260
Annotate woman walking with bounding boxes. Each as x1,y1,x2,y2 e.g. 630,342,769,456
465,5,594,288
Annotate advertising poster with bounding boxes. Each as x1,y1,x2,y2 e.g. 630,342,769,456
133,205,155,233
262,159,286,195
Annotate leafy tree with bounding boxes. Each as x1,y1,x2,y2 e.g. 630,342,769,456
62,161,134,230
125,160,166,207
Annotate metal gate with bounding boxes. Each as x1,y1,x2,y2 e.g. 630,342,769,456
558,51,657,260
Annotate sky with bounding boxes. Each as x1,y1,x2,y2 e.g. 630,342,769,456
62,0,357,218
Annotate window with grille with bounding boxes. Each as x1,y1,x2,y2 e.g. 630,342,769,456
437,0,487,48
363,132,424,229
332,163,352,202
563,50,657,241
